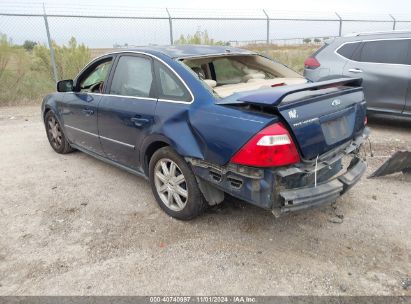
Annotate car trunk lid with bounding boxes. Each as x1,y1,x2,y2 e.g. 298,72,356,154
216,78,366,160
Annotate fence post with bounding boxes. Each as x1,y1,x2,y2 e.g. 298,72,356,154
389,14,396,30
263,9,270,44
43,4,58,83
166,8,173,45
335,12,342,37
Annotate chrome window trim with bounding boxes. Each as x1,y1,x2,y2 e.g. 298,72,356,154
175,52,256,60
157,98,192,104
334,37,411,66
65,125,135,149
69,91,158,101
74,51,195,104
65,92,192,105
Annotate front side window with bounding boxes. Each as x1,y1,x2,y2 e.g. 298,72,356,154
155,61,191,102
110,56,155,98
79,59,112,93
359,39,410,64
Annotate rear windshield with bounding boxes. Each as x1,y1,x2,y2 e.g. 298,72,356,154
182,54,304,98
184,56,276,85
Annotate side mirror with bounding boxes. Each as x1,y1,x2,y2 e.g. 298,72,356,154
57,79,74,92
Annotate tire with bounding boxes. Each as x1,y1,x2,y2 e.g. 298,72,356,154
149,147,207,220
44,110,74,154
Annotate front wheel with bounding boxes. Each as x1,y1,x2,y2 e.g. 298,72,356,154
149,147,206,220
44,111,74,154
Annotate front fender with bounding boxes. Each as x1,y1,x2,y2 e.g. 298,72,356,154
41,94,56,120
41,92,68,135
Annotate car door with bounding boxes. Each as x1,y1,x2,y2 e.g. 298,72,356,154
63,56,113,155
342,39,410,114
97,54,158,170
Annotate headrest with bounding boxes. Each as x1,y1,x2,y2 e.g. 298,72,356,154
247,78,267,83
243,73,266,82
203,79,217,88
191,67,205,79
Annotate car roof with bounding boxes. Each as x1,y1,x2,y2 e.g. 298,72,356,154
114,44,256,59
335,30,411,43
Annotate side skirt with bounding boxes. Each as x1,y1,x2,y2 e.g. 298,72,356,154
71,143,148,180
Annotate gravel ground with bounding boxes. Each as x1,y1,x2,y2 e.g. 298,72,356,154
0,106,410,296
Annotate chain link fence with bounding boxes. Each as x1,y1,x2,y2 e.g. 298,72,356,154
1,6,410,46
0,3,410,104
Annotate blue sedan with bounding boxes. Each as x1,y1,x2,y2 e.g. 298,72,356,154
42,45,368,220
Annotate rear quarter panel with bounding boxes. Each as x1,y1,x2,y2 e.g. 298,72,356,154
150,100,277,167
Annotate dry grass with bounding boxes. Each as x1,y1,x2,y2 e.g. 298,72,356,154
0,44,321,106
0,37,90,107
89,44,321,75
0,50,55,107
244,43,321,73
90,48,115,59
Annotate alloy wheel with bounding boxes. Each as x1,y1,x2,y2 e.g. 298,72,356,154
47,116,63,149
154,158,188,212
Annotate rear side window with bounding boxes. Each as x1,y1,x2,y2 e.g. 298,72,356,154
359,40,409,64
336,42,361,60
110,56,155,98
154,61,191,102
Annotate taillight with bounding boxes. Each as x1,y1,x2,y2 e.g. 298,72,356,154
364,116,368,125
231,122,300,167
304,57,321,69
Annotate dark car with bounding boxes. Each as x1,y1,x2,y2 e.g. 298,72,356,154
42,45,369,220
304,30,411,116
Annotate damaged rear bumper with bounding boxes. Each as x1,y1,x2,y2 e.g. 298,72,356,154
278,158,366,214
188,130,369,216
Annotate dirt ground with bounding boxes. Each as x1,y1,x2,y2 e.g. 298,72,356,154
0,106,410,296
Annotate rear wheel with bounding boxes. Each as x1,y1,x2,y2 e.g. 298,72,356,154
45,111,73,154
149,147,206,220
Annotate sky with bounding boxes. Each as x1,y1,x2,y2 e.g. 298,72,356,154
1,0,410,47
38,0,411,15
2,0,411,16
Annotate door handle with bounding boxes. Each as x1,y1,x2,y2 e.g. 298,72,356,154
130,116,150,127
348,68,363,73
82,108,94,116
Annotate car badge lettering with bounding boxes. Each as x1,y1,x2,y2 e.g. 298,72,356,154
332,99,341,106
288,109,298,119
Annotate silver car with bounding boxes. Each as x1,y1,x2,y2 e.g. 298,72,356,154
304,31,411,116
